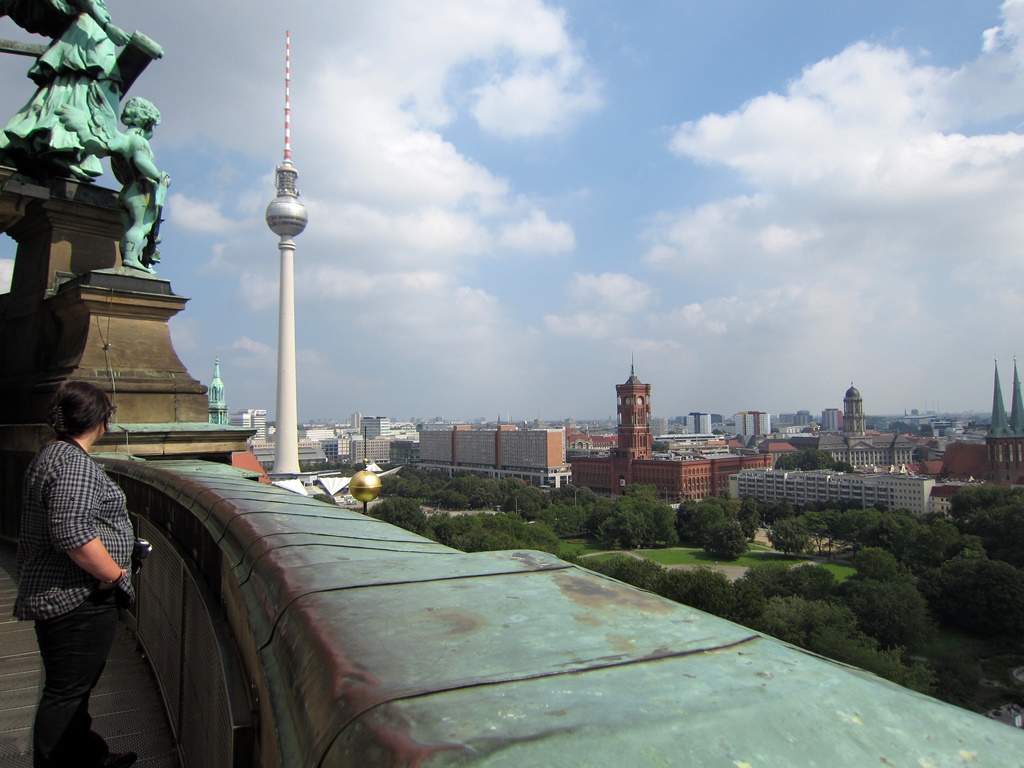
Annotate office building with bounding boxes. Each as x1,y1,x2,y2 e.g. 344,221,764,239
418,425,568,487
735,411,771,437
686,412,712,435
730,467,934,515
821,408,842,431
230,408,267,441
361,416,391,438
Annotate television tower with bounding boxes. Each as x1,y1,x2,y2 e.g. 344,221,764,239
266,30,307,475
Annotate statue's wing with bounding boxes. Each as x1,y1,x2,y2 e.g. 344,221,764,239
58,105,118,157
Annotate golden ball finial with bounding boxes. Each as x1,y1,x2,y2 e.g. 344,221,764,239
349,467,382,503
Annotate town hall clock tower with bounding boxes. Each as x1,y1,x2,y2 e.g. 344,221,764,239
613,363,652,461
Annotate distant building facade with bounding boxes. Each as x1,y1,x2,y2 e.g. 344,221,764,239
821,408,842,432
735,411,771,436
686,412,712,435
350,435,394,464
791,386,914,469
571,367,771,501
230,408,267,441
418,425,568,487
361,416,391,438
730,467,935,515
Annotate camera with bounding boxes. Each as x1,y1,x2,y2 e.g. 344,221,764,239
132,538,152,573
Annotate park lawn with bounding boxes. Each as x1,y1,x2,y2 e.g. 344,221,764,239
637,547,811,568
815,562,857,583
559,537,612,558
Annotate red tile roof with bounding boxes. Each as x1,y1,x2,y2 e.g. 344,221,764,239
232,451,271,483
941,443,989,481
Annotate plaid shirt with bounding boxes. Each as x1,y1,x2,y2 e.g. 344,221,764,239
14,440,135,620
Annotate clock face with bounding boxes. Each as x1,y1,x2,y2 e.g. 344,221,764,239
636,396,643,405
625,397,632,405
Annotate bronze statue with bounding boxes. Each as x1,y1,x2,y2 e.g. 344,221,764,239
0,0,135,182
2,0,167,273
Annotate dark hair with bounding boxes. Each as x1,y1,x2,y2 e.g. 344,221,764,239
47,382,114,438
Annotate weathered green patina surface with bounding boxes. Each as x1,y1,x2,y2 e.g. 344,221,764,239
101,459,1024,767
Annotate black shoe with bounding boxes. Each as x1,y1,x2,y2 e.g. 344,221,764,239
96,752,138,768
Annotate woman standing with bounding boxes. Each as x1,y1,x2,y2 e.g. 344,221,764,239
14,382,137,768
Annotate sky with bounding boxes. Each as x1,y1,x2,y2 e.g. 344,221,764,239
2,1,1024,423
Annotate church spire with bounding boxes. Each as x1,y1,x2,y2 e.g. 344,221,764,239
1010,359,1024,436
208,358,228,425
989,360,1010,437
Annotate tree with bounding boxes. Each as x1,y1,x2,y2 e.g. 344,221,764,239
677,498,728,545
661,567,738,618
775,448,840,472
839,578,934,650
850,547,908,582
535,503,589,537
739,563,836,601
652,503,679,546
370,497,430,535
585,554,666,593
947,486,1024,568
832,508,883,552
703,520,748,560
799,509,839,556
737,496,761,541
755,596,933,691
930,556,1024,638
549,483,597,509
501,484,548,519
768,518,810,555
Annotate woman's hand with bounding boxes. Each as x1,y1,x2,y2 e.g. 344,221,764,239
96,569,125,593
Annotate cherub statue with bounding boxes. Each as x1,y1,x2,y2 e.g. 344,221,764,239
59,97,170,272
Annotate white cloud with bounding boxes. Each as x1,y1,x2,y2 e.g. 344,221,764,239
498,210,575,254
168,193,244,234
543,311,619,340
231,336,274,367
566,273,653,312
472,52,603,138
653,29,1024,294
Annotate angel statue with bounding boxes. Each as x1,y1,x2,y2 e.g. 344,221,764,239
0,0,159,182
60,97,170,272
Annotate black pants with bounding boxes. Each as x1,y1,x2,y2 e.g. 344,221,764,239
33,589,119,768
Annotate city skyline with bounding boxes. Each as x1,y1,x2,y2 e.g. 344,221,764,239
2,2,1023,420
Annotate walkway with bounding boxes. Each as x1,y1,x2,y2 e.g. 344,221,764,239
0,544,178,768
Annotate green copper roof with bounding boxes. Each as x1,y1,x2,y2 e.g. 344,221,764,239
1010,361,1024,436
990,362,1010,437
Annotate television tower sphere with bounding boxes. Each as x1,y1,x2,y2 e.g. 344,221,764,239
266,161,308,237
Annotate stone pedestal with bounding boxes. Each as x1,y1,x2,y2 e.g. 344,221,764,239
0,167,252,461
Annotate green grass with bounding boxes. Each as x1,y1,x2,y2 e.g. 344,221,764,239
578,553,622,565
636,547,811,568
558,537,613,558
815,562,857,583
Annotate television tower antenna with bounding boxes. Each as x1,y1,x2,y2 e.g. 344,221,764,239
266,30,308,475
